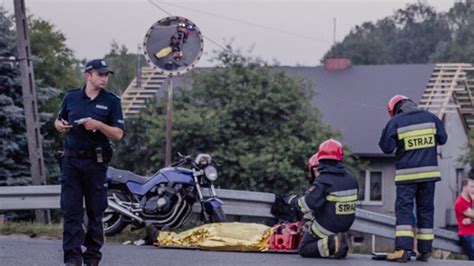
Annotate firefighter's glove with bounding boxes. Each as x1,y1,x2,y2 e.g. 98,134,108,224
271,194,298,222
284,195,298,205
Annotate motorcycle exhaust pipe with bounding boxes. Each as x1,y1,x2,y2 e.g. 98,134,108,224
108,200,144,223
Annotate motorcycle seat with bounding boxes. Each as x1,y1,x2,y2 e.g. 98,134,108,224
107,167,151,184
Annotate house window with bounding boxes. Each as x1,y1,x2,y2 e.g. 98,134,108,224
358,171,366,201
350,233,364,247
358,170,383,203
456,168,465,197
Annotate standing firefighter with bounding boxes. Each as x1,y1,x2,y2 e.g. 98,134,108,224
286,139,359,259
379,95,448,262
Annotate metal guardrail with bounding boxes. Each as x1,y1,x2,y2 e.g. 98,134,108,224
353,207,462,254
0,185,463,253
0,186,275,217
0,185,61,210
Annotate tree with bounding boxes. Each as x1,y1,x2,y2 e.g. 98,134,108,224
431,2,474,63
103,41,146,95
113,47,345,193
0,8,28,186
324,3,451,64
29,17,82,91
0,8,15,57
392,3,451,63
326,19,397,64
0,9,77,222
0,63,29,186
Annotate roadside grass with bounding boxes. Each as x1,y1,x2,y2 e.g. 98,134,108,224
0,221,145,244
0,221,62,239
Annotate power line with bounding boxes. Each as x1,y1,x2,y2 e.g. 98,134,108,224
148,0,226,51
203,35,226,50
153,1,331,43
147,0,172,16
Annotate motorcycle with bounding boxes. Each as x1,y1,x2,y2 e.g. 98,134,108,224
103,153,226,236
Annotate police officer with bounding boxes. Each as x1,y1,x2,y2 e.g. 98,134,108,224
54,59,125,266
286,139,359,259
379,95,447,262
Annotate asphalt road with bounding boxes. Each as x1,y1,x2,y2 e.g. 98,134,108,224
0,235,471,266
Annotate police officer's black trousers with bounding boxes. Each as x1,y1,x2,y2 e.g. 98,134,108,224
298,230,337,258
60,157,108,265
395,181,436,254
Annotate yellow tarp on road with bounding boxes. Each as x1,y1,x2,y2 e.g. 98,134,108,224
156,222,272,252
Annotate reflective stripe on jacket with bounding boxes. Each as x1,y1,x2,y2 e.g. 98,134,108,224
379,109,447,184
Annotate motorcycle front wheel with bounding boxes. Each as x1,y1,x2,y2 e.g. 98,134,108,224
210,206,227,223
103,189,129,236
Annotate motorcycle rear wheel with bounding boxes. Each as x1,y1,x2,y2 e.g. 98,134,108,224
103,189,129,236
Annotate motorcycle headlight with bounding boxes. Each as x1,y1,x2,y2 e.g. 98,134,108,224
204,165,218,181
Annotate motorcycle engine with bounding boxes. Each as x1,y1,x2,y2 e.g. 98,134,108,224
144,194,173,214
142,183,195,218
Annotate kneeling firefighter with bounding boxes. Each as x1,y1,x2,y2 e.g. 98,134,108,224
285,139,359,259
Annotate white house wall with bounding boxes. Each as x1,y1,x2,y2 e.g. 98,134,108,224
435,110,470,228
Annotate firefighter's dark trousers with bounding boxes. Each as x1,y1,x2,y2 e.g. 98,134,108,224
395,181,436,254
61,157,108,265
298,222,338,258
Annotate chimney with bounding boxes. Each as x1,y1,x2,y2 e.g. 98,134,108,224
324,57,351,71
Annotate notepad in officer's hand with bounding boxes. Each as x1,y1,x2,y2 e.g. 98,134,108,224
74,117,92,125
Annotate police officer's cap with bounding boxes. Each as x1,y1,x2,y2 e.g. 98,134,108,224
84,59,114,74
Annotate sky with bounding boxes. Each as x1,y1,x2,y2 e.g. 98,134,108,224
2,0,457,67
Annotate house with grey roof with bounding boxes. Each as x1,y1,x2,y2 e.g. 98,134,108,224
121,60,474,236
281,60,473,229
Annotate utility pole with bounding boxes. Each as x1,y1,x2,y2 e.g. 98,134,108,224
333,17,336,47
165,78,173,166
136,43,142,88
14,0,50,224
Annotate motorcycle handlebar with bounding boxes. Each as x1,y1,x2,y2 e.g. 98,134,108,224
171,153,218,168
170,154,193,167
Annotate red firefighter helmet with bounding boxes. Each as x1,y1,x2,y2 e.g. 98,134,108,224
387,95,408,117
318,139,343,161
307,152,320,177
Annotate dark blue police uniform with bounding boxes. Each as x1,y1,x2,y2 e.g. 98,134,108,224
379,101,447,255
58,85,124,265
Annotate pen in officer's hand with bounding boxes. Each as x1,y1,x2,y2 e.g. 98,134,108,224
61,119,72,127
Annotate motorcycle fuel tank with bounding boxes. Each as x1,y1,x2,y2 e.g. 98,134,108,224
127,167,194,196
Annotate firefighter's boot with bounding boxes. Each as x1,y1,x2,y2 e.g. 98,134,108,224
416,252,430,262
386,249,410,262
333,233,349,259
